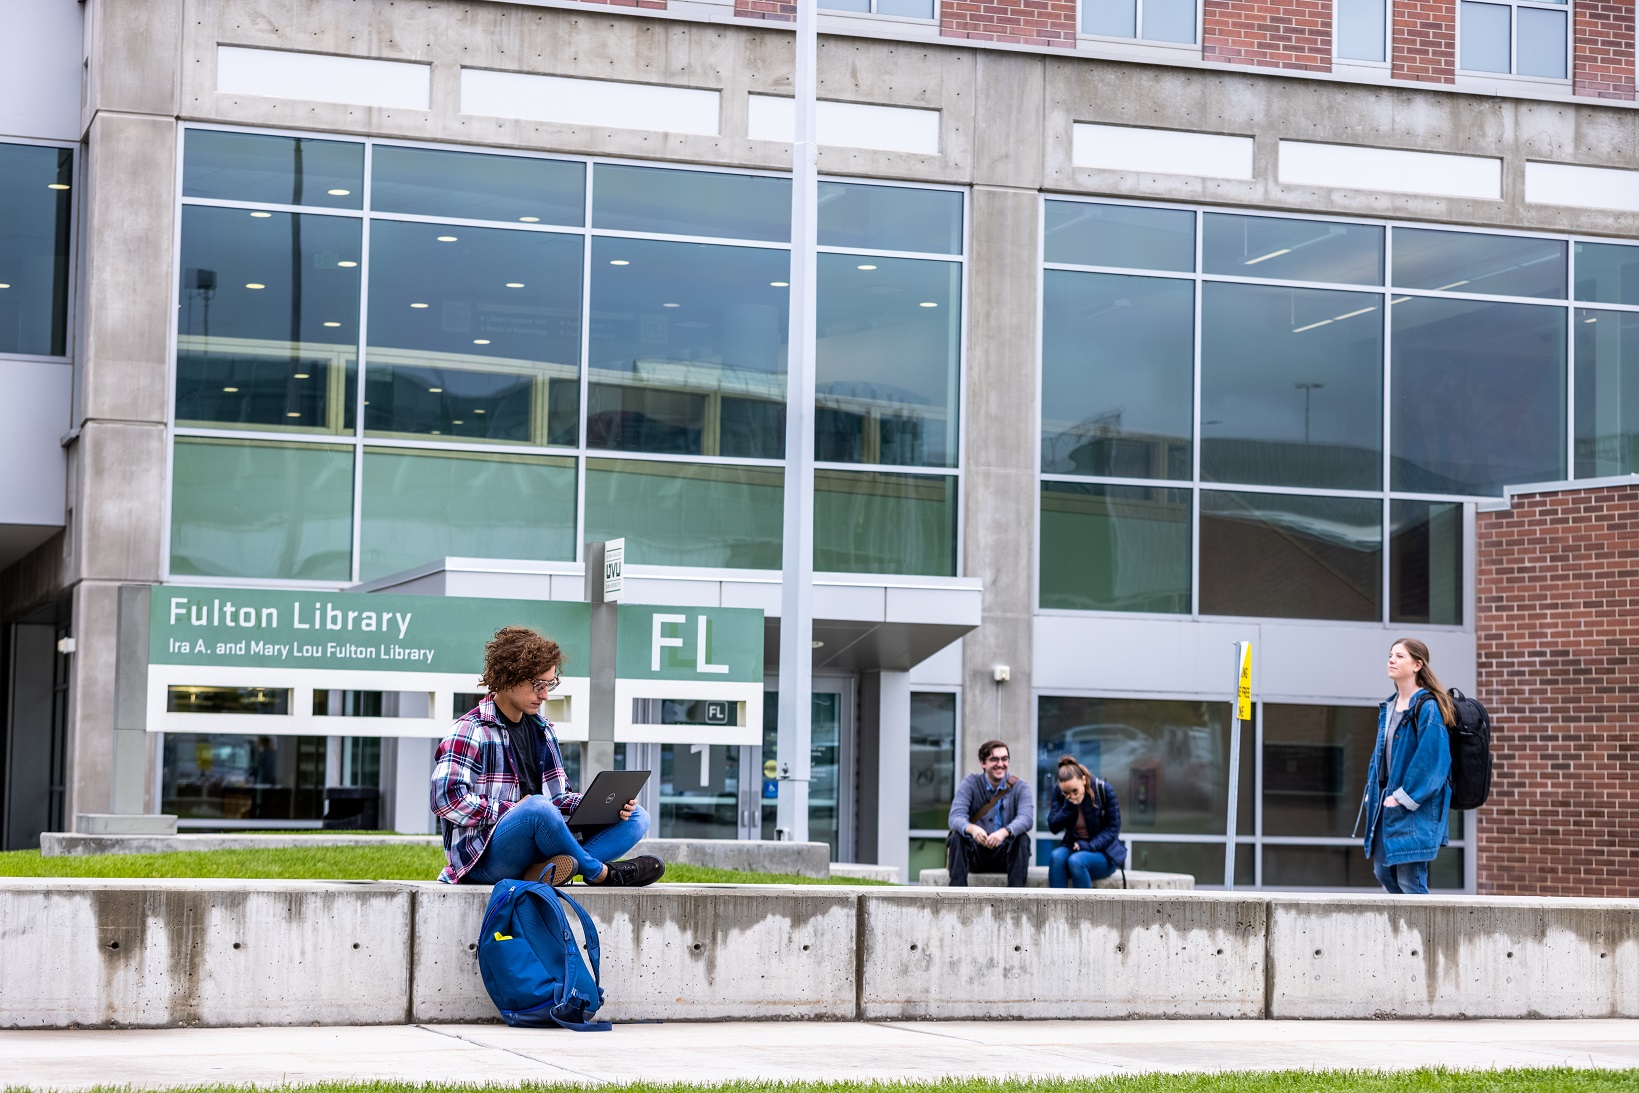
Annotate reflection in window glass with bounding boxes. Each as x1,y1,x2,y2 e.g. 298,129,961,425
365,220,583,446
1574,242,1639,306
163,733,328,825
1262,844,1381,887
1126,842,1253,887
0,142,72,356
1201,283,1383,490
1515,6,1568,79
359,448,576,579
1044,201,1194,272
909,693,957,830
176,206,360,433
1262,704,1378,838
1337,0,1387,60
1392,228,1566,299
370,146,584,226
1391,500,1464,625
1203,214,1384,285
1040,483,1191,613
589,237,789,458
183,130,363,208
1575,308,1639,477
1082,0,1137,37
658,743,741,839
1041,270,1193,478
1144,0,1199,41
593,164,790,241
170,438,354,580
876,0,936,14
818,182,961,255
814,470,957,575
1200,491,1382,620
584,458,783,569
1459,2,1512,72
1390,296,1565,494
817,255,960,468
1037,696,1233,836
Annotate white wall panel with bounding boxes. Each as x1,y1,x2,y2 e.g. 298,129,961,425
1525,161,1639,213
1072,124,1254,180
1278,141,1502,200
748,96,941,154
462,70,720,136
0,360,69,526
0,0,81,141
217,46,431,111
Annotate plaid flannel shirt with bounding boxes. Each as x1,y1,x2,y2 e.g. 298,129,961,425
430,695,583,883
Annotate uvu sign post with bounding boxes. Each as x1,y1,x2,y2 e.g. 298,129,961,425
585,539,623,778
1224,640,1252,890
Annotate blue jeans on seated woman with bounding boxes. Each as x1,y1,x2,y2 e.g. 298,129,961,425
1048,845,1117,889
463,795,650,885
1371,839,1430,895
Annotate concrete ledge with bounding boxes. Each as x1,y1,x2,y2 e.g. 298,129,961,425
631,838,831,879
830,863,900,883
918,866,1194,889
41,832,441,856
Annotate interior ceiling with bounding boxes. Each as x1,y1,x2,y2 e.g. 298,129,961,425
761,616,974,674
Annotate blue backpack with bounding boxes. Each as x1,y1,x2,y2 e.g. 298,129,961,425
477,879,610,1031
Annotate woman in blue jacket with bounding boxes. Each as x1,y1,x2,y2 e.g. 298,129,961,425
1046,754,1126,887
1360,638,1454,894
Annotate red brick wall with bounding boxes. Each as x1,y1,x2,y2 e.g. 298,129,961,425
1574,0,1637,100
1474,484,1639,899
736,0,795,19
1202,0,1332,72
941,0,1076,48
1391,0,1456,83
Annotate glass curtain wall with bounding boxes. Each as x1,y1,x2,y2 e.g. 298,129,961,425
169,128,965,582
0,141,74,358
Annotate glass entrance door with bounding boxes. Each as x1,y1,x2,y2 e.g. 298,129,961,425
656,743,741,840
757,679,854,860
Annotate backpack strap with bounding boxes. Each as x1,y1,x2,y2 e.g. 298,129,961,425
525,883,612,1032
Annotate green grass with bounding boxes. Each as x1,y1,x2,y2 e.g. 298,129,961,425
10,1072,1639,1093
0,846,889,884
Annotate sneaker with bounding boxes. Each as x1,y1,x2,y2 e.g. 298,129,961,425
522,854,579,886
589,855,665,887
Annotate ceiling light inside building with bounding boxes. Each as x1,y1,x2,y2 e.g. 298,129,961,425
293,373,310,379
919,301,938,307
519,216,541,223
327,189,351,196
609,259,630,266
473,339,491,345
770,281,789,287
436,235,458,242
337,260,358,268
323,321,341,327
474,408,486,414
410,302,429,308
0,284,10,290
1243,248,1291,266
245,282,265,289
857,264,877,271
222,386,239,393
505,282,525,288
662,302,680,308
47,183,70,191
428,387,443,393
250,211,272,218
286,411,302,417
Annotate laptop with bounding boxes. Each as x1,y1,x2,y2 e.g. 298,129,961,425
566,769,651,838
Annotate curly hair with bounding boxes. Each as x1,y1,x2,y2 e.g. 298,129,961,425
480,626,564,693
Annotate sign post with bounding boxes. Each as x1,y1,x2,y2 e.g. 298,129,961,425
584,539,623,778
1224,640,1252,889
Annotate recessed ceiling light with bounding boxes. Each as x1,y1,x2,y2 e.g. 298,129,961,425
609,259,630,266
436,235,458,242
323,321,341,327
429,387,443,393
505,282,525,288
770,281,789,287
293,373,311,379
473,408,486,414
250,211,272,218
327,189,351,196
430,430,441,435
453,420,464,425
286,411,302,417
856,264,877,271
47,183,70,191
0,284,10,290
1585,316,1599,323
919,301,938,307
662,302,680,308
410,302,429,308
222,386,239,393
519,216,541,223
245,282,265,289
473,339,491,345
337,260,358,268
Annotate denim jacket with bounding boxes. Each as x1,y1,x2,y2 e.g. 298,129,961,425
1360,689,1452,867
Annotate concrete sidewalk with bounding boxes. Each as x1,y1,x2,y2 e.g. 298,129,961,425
4,1020,1638,1089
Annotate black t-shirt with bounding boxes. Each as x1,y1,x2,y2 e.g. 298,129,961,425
497,706,542,798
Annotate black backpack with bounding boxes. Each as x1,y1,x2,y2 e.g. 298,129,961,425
1412,688,1493,810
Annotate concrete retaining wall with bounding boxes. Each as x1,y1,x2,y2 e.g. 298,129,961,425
917,866,1193,889
3,880,1636,1027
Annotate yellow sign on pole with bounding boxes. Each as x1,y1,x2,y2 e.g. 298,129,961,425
1236,641,1253,722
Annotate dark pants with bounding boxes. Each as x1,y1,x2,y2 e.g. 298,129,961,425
947,831,1031,887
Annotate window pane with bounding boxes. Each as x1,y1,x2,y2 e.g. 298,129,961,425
1143,0,1198,43
589,237,789,458
592,164,790,241
170,438,354,580
584,459,783,568
163,734,327,824
1575,308,1639,477
909,693,957,829
183,130,363,209
1262,844,1380,887
0,143,72,356
820,0,872,10
1390,500,1464,625
1201,283,1383,490
1040,483,1191,612
1459,2,1512,73
1200,491,1382,620
1390,296,1566,494
176,206,360,433
878,0,936,16
1515,7,1567,79
818,182,961,255
370,146,584,226
1036,696,1233,835
1392,227,1566,299
1203,214,1384,285
364,220,583,446
814,470,956,575
1041,270,1193,478
1263,704,1378,838
1337,0,1387,61
1082,0,1138,37
817,255,960,468
1126,842,1253,887
1574,242,1639,306
359,448,576,579
1044,201,1194,272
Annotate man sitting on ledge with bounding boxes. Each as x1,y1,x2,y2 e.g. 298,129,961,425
946,739,1034,887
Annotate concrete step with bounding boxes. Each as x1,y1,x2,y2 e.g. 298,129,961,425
918,865,1193,889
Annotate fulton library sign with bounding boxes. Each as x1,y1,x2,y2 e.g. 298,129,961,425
148,586,764,746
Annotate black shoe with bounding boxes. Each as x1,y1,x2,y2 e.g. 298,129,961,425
591,855,665,887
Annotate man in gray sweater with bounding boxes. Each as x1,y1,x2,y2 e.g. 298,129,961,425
946,738,1034,886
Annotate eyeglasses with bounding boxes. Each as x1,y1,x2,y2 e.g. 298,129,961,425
530,676,562,695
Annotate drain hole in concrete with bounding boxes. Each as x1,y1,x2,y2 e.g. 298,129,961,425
910,944,918,951
693,943,703,952
467,943,477,952
1014,945,1021,952
108,941,119,950
802,944,810,951
1115,945,1124,953
1313,950,1322,957
353,943,361,950
1216,949,1224,956
1507,952,1514,958
232,943,242,951
1410,950,1418,957
1602,953,1608,959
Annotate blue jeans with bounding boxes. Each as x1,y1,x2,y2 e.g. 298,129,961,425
464,795,650,885
1048,845,1117,888
1371,839,1430,894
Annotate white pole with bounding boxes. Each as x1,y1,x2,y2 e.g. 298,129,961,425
1224,641,1248,889
775,0,818,844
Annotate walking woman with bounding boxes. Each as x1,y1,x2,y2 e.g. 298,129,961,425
1360,638,1454,894
1046,754,1126,888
